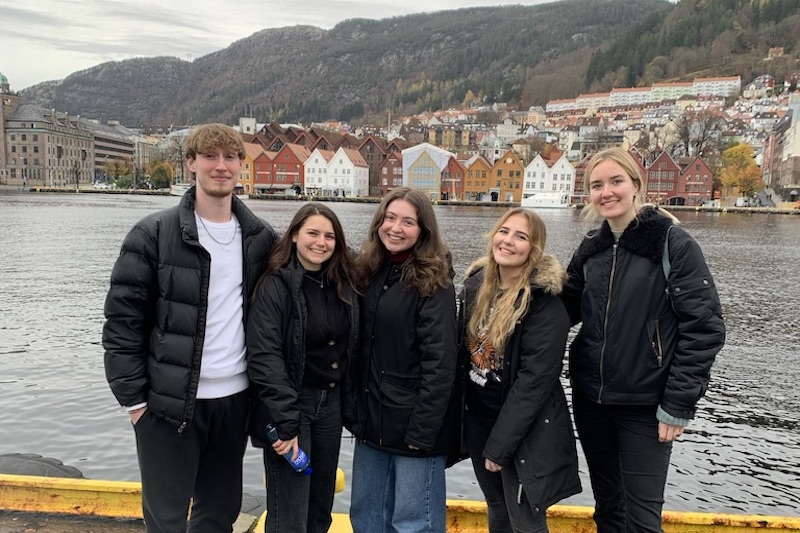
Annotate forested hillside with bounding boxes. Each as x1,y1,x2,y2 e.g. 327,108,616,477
19,0,668,127
18,0,800,128
586,0,799,90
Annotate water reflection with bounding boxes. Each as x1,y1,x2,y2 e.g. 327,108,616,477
1,192,799,515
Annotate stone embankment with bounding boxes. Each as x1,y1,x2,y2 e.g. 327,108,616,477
14,187,800,214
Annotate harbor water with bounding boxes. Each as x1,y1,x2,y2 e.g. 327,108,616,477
1,191,798,516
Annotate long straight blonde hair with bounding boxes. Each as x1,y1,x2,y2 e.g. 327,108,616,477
467,208,546,353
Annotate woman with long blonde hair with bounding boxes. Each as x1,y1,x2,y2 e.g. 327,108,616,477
562,147,725,532
459,207,580,533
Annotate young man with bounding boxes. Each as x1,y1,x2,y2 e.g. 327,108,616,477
103,123,276,532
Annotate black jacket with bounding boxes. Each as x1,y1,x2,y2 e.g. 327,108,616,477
356,259,458,456
562,207,725,419
103,188,276,429
246,257,360,447
459,255,581,510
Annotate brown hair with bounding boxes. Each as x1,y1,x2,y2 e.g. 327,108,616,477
256,203,357,304
355,187,453,296
467,208,546,352
184,123,246,161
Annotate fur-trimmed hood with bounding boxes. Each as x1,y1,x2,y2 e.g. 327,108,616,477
465,252,566,295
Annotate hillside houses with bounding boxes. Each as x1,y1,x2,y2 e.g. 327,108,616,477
4,67,800,203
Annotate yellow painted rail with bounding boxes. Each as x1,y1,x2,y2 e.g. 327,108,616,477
3,473,800,533
0,474,142,518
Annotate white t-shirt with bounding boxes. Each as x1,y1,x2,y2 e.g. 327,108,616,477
195,214,249,399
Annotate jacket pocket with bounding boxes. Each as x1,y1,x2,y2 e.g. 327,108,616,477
378,374,418,448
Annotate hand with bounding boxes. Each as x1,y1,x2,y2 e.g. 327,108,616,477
658,422,684,443
129,407,147,425
408,444,420,450
272,436,299,461
485,458,502,472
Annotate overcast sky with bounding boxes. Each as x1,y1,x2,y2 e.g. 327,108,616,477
1,0,563,90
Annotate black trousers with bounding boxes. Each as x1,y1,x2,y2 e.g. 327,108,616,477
463,410,548,533
572,392,673,533
264,387,343,533
133,390,249,533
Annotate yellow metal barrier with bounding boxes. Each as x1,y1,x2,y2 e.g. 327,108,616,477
0,473,142,519
3,471,800,533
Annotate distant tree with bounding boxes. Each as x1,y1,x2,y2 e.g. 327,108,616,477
674,109,725,157
720,143,764,197
164,137,186,182
461,89,477,108
150,165,172,189
476,110,501,125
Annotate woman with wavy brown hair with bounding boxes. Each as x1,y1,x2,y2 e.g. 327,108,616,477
349,187,458,533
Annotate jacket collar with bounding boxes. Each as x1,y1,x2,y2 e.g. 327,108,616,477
464,252,566,296
574,206,674,266
178,186,263,242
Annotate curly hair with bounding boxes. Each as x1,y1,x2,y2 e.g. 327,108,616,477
355,187,453,296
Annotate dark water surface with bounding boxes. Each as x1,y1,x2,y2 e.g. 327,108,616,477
1,191,798,516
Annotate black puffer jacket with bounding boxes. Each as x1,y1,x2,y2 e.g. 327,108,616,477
459,255,581,511
562,207,725,419
103,188,276,429
356,259,457,456
246,257,360,447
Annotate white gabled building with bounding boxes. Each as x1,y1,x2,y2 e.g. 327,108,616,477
328,147,369,197
401,143,454,186
303,148,335,195
523,153,575,198
549,155,576,193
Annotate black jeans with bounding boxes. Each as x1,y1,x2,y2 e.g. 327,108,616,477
572,392,673,533
133,390,248,533
264,387,343,533
463,410,548,533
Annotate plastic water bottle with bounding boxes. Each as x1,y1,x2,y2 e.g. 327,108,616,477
265,423,313,475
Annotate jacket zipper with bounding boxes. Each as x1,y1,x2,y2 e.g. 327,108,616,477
653,318,663,367
597,243,618,403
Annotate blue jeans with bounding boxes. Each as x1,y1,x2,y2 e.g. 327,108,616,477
573,392,673,533
350,441,447,533
264,387,343,533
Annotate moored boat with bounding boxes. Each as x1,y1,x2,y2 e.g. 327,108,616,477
521,192,572,209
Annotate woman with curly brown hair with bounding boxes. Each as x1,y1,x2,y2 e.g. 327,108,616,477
349,187,458,533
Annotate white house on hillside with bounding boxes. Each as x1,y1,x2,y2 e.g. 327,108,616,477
328,147,369,197
523,154,575,198
303,148,335,195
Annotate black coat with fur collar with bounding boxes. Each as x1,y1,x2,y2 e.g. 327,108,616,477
459,254,581,511
561,208,725,420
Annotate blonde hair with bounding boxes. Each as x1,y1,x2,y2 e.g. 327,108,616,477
581,147,678,225
467,208,546,353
